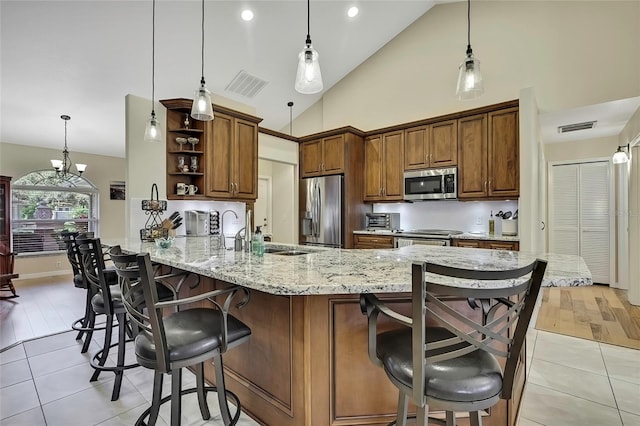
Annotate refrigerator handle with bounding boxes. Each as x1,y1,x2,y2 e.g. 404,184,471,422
315,184,321,237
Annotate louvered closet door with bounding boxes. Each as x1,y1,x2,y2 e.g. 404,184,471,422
551,164,580,256
550,162,611,284
579,162,610,284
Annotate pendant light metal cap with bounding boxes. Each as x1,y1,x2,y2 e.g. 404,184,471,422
191,81,214,121
456,52,484,100
295,44,323,94
144,111,163,142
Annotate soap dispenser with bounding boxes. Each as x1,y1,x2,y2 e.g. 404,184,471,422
489,211,495,236
252,226,264,256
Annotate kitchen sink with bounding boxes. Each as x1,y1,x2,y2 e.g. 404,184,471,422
263,247,318,256
272,250,313,256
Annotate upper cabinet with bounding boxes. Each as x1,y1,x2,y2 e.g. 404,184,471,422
404,119,457,170
161,98,262,201
300,134,345,177
364,130,404,201
458,107,519,199
205,113,259,200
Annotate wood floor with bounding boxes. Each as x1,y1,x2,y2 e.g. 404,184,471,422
535,285,640,350
0,274,86,349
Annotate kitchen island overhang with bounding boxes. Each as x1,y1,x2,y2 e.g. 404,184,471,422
113,238,591,426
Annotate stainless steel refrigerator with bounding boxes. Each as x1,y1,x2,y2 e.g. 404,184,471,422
300,175,343,248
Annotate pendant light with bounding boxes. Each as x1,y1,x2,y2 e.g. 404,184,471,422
144,0,163,142
294,0,323,94
612,145,629,164
51,115,87,177
191,0,214,121
456,0,484,100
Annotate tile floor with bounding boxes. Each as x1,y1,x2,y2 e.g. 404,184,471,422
1,281,639,425
1,328,638,426
0,330,260,426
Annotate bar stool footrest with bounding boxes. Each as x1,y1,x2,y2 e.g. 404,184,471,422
134,386,242,426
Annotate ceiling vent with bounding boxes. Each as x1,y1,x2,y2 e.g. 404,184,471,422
557,121,597,133
225,70,268,99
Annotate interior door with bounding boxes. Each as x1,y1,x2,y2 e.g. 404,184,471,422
550,161,611,284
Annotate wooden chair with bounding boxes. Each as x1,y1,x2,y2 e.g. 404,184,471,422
0,248,19,298
360,259,547,426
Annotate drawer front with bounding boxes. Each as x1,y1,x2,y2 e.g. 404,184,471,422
354,235,395,249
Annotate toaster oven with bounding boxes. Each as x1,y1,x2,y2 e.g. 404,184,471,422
365,213,401,231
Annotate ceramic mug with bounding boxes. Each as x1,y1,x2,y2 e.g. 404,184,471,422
188,184,199,195
176,182,187,195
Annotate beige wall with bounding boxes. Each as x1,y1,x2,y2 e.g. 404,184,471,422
0,142,126,276
544,136,619,163
293,1,639,135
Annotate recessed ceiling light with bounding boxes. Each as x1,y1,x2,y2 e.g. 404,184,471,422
347,6,359,18
241,9,254,21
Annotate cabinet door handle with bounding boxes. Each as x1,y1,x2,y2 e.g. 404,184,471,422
489,179,492,191
234,182,238,194
484,181,487,192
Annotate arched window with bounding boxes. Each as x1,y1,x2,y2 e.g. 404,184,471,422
11,170,99,254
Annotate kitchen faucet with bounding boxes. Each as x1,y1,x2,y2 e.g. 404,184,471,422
221,209,238,249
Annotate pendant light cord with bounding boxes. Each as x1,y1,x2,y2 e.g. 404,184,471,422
151,0,156,114
305,0,311,44
467,0,471,47
200,0,205,80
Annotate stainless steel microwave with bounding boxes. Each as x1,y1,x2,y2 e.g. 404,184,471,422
403,167,457,200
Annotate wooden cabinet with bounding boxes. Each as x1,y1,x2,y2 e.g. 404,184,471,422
161,99,262,201
0,176,11,249
404,120,457,170
162,100,207,199
205,113,259,200
353,234,395,249
364,131,404,201
300,134,345,177
452,239,519,251
458,107,519,199
488,108,519,198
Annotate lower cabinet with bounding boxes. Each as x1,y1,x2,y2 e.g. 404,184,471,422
452,239,519,251
354,234,395,249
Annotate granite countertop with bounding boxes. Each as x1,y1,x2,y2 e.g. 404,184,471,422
113,237,591,296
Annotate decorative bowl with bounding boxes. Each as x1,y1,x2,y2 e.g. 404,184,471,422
155,236,174,249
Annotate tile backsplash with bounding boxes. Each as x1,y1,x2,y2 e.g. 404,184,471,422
373,200,519,234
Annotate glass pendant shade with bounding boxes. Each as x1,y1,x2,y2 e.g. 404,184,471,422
75,164,87,174
295,44,323,94
191,80,214,121
51,159,63,170
144,112,163,142
612,147,628,164
456,53,484,100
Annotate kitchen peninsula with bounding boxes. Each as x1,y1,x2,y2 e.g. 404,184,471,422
117,237,591,426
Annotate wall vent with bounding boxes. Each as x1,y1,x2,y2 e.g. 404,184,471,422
225,70,268,99
557,121,597,133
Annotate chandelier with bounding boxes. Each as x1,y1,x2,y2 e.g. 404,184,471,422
51,115,86,177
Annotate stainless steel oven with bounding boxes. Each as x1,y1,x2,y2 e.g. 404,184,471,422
404,167,457,200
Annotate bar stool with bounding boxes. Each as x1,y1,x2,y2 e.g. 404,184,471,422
61,231,97,352
360,259,547,426
77,237,140,401
111,250,251,426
